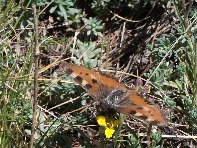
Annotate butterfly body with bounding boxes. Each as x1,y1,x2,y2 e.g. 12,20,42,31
58,61,167,125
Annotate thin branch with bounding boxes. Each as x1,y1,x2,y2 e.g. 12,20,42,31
108,9,146,23
120,22,126,48
30,5,40,148
147,124,152,148
48,94,84,111
122,133,197,140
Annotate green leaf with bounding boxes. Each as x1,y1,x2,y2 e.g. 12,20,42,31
87,30,91,35
67,8,80,15
163,80,179,89
59,4,66,15
49,5,57,13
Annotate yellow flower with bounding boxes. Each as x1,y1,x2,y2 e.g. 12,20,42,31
96,116,107,126
105,128,115,138
96,115,120,138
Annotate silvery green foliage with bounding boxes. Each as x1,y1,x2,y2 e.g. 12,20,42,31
70,39,102,67
37,0,81,24
82,17,104,37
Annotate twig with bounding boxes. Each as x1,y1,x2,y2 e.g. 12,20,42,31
147,123,152,148
122,133,197,139
108,9,146,23
66,104,91,114
37,105,59,119
162,134,197,140
71,31,79,59
48,94,84,111
39,0,54,15
120,22,126,48
30,5,40,148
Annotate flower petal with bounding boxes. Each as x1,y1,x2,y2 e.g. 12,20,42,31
96,116,107,126
105,128,115,138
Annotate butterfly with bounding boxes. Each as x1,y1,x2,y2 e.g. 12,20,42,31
57,61,167,125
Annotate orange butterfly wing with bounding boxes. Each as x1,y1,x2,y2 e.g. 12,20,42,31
58,61,166,125
58,61,127,96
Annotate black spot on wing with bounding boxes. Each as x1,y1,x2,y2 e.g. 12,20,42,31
139,115,148,120
92,79,97,83
84,84,92,89
74,76,83,83
129,110,137,115
85,73,89,75
136,106,143,110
